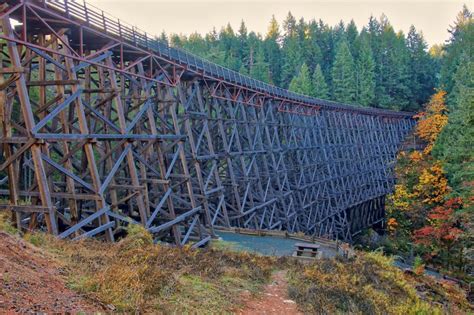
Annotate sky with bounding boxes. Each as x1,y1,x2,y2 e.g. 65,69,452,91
87,0,469,46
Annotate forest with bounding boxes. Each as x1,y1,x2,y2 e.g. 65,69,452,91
163,11,440,112
163,6,474,278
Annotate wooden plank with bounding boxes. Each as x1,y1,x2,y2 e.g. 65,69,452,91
0,67,25,74
148,206,201,233
73,221,115,240
26,79,79,86
58,206,110,239
0,204,53,213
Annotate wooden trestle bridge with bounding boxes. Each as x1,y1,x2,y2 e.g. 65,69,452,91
0,0,415,246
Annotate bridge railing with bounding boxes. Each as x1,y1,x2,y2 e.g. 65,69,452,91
40,0,413,118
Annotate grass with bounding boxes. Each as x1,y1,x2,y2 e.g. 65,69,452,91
15,223,276,313
0,212,471,314
287,251,472,314
0,212,18,235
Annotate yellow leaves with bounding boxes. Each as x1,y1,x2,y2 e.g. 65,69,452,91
415,90,449,154
389,184,415,211
409,151,423,162
415,162,449,205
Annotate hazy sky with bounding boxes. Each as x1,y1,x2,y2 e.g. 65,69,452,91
87,0,468,46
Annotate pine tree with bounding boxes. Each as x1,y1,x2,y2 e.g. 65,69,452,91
312,64,329,99
237,20,249,67
267,15,280,39
314,20,334,84
450,54,473,110
375,16,411,109
440,5,473,103
304,20,323,73
333,20,346,47
239,64,249,75
406,25,436,110
282,37,303,88
264,15,282,85
346,20,358,57
169,34,184,47
250,46,271,83
331,41,356,103
186,32,207,56
219,23,241,70
281,12,303,87
283,11,297,37
433,61,474,196
159,31,168,44
355,37,375,106
289,63,313,96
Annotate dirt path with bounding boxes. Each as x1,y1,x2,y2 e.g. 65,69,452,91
237,270,302,315
0,232,103,314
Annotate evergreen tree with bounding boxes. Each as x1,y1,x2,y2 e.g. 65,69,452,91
219,23,241,70
440,5,473,103
206,45,226,66
355,37,375,106
237,20,249,67
283,11,297,37
375,16,411,109
433,61,474,196
346,20,358,56
159,30,168,44
333,20,346,46
316,20,335,86
282,12,303,87
332,41,357,103
267,15,280,39
406,25,437,110
239,63,249,75
296,17,307,44
185,32,208,56
312,64,329,99
450,54,474,109
246,31,261,72
289,63,313,96
304,20,323,73
169,34,184,47
282,37,303,88
250,46,271,83
264,15,282,85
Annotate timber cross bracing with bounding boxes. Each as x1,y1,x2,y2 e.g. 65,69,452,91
0,0,415,245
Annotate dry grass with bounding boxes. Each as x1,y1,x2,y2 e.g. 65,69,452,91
287,251,472,314
23,224,276,313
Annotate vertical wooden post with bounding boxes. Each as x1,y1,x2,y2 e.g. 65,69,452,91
1,17,58,234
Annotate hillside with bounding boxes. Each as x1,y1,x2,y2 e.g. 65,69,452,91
0,230,103,313
0,214,471,313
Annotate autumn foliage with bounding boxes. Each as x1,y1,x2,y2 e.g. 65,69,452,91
413,198,464,264
386,90,468,274
415,91,449,154
415,162,449,204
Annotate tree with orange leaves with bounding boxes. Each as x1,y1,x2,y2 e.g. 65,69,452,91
415,90,449,154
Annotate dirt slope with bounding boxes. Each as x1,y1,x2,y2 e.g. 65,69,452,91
238,270,302,315
0,231,103,313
